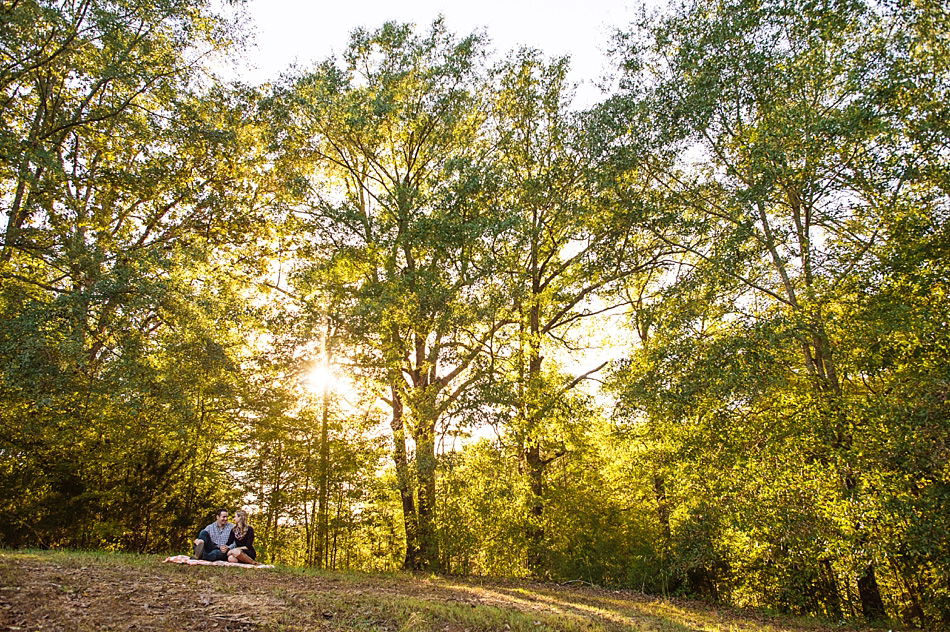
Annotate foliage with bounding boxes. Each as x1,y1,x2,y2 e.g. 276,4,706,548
0,0,263,551
602,0,950,624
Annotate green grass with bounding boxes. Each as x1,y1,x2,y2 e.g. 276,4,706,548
0,549,890,632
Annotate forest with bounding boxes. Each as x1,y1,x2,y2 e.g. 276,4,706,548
0,0,948,627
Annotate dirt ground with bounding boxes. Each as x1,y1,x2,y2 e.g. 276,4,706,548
0,551,880,631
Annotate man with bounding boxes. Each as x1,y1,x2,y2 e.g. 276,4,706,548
192,508,233,561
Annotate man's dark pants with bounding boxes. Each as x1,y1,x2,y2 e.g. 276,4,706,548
194,530,228,561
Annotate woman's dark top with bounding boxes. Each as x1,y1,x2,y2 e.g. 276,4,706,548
227,525,256,559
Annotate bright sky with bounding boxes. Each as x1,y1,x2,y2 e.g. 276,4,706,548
232,0,647,108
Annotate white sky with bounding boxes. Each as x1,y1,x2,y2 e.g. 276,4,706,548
228,0,647,108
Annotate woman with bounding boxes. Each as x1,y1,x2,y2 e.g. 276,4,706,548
226,510,260,565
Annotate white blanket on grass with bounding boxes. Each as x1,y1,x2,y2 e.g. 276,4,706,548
163,554,273,568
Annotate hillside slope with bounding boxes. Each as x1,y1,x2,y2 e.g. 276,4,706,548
0,551,883,631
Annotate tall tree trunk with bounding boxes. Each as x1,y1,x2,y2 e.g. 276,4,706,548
524,442,545,574
523,232,547,574
414,416,439,571
894,557,927,626
390,389,420,570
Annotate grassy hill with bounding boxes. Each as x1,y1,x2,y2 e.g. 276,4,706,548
0,550,888,631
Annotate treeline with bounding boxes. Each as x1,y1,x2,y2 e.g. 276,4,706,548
1,0,948,627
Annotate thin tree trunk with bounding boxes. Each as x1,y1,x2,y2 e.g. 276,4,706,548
820,558,844,620
653,475,672,549
761,192,886,621
315,382,331,568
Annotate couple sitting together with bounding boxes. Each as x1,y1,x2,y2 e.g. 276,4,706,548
192,508,260,565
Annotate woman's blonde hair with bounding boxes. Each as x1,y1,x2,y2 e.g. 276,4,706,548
233,509,250,539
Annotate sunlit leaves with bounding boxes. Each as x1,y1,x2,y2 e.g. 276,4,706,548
605,0,950,621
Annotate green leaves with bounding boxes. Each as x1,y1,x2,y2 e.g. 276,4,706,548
0,0,290,553
602,0,950,621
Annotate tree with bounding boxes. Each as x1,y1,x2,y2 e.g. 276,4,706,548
280,19,504,571
486,48,667,574
606,0,950,619
0,0,279,550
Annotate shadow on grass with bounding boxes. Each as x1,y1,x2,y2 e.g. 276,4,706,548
284,574,710,632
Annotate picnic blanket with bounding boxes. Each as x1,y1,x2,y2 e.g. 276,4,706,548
163,554,274,569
